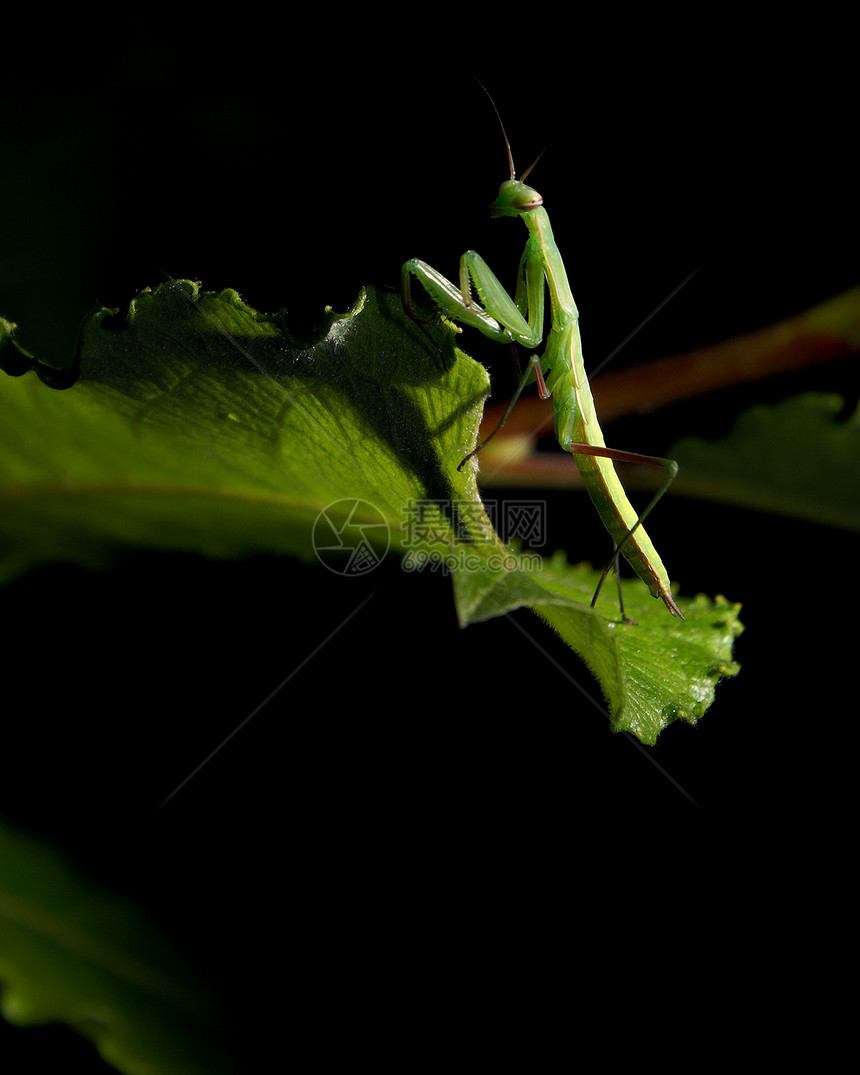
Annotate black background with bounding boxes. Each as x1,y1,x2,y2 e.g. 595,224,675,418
2,13,857,1070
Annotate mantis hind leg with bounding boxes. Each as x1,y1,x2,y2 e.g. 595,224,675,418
564,442,682,621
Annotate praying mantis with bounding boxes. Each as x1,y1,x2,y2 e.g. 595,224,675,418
402,84,683,622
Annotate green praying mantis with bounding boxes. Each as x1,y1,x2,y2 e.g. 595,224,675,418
402,84,683,622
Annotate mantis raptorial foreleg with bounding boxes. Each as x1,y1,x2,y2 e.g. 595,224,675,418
402,86,683,622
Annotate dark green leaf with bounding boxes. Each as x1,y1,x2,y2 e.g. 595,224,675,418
0,818,238,1074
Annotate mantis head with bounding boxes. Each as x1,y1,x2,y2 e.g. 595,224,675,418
475,80,546,218
490,177,543,218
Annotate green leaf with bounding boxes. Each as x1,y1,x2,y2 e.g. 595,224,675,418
0,281,484,576
0,280,741,739
454,549,742,744
672,393,860,532
0,817,238,1074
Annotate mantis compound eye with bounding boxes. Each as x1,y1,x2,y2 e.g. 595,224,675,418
510,184,542,211
492,179,543,216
